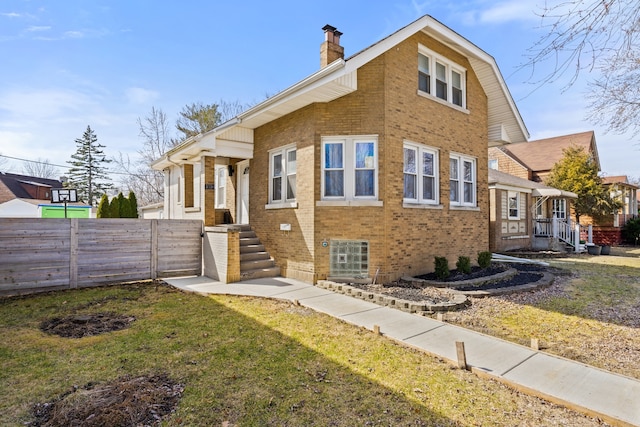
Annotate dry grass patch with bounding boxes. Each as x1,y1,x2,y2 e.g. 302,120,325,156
447,247,640,379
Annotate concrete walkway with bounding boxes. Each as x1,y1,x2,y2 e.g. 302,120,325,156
164,275,640,427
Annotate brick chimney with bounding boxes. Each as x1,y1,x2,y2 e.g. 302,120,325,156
320,24,344,68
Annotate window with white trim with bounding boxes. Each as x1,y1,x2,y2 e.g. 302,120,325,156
269,145,296,204
552,199,566,219
508,191,519,219
214,165,226,208
418,45,466,108
450,154,476,207
322,136,377,201
403,142,439,204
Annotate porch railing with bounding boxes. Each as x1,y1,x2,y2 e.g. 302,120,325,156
533,217,593,252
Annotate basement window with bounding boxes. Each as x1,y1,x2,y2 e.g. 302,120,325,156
329,240,369,278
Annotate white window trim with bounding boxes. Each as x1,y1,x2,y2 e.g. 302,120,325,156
508,191,520,220
214,164,227,209
266,144,298,209
403,141,440,206
450,153,477,208
553,199,567,220
320,135,378,202
418,44,468,112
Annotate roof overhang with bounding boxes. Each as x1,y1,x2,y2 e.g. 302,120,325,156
152,14,529,169
532,188,577,199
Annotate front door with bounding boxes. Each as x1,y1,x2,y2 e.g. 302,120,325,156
237,160,250,224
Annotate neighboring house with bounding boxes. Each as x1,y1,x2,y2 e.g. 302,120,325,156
0,198,46,218
153,16,529,283
488,130,599,183
140,202,164,219
488,169,577,252
601,176,639,226
587,176,639,245
0,172,62,204
489,132,637,245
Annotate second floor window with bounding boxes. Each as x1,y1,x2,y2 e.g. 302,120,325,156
418,45,466,109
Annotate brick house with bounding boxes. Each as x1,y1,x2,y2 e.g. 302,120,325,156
488,169,577,252
152,15,528,283
488,131,638,247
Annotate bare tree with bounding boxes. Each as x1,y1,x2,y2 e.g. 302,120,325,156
114,107,178,206
525,0,640,136
22,158,59,179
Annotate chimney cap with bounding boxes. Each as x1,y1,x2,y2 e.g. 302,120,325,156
322,24,343,37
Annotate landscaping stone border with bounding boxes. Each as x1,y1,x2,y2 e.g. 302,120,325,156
449,272,555,298
400,268,518,289
316,280,470,314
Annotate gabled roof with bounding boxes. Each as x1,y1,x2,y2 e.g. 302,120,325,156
501,131,599,174
488,169,577,198
153,14,528,169
0,172,63,200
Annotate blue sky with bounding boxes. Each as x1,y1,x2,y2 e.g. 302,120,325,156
0,0,638,181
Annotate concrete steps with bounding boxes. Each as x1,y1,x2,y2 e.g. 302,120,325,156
239,225,280,280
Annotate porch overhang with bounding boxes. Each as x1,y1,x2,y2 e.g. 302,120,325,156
532,188,577,199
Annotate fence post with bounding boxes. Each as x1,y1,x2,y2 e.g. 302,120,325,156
552,215,558,239
151,219,158,280
588,224,593,245
69,218,78,288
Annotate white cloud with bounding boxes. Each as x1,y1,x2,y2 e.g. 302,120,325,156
26,25,51,32
125,87,159,105
0,88,96,120
478,1,541,24
1,12,21,18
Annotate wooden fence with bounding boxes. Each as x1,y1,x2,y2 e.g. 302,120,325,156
0,218,203,295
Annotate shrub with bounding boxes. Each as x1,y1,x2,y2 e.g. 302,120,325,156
622,217,640,245
456,256,471,274
477,251,492,269
434,257,450,280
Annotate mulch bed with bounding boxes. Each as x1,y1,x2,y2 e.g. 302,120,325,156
29,374,184,427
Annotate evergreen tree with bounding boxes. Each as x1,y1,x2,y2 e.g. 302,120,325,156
96,194,111,218
117,192,130,218
545,146,622,223
128,191,139,218
110,194,120,218
67,126,113,206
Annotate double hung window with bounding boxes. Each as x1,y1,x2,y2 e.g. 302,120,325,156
508,191,519,219
450,154,476,207
403,142,439,204
418,45,466,109
269,145,296,204
322,136,377,201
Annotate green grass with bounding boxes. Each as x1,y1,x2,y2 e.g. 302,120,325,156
0,282,599,426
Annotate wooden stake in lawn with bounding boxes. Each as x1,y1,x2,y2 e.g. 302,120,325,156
456,341,468,370
531,338,540,351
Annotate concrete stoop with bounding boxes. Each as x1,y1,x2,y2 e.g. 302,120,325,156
238,225,280,280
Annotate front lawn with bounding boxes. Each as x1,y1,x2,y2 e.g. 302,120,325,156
0,281,602,426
